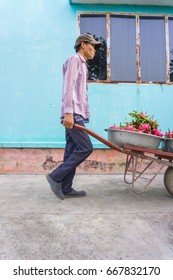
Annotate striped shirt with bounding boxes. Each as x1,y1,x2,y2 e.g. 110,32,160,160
61,53,90,120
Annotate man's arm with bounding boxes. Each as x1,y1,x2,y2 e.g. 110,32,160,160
62,56,78,129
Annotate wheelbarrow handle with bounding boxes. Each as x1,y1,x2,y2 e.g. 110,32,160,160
74,123,122,152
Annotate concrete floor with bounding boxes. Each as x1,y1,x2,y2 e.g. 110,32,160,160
0,174,173,260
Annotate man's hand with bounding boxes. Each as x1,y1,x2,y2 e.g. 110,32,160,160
62,113,74,129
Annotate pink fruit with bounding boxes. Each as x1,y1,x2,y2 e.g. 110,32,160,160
151,129,163,137
109,125,120,130
123,125,135,131
138,124,151,133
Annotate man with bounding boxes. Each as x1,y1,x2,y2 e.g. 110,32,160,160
46,33,102,200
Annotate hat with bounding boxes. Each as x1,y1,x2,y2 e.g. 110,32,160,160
74,33,102,50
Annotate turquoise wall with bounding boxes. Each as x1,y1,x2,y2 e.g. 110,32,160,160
0,0,173,148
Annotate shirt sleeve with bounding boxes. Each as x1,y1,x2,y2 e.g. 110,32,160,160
62,56,78,115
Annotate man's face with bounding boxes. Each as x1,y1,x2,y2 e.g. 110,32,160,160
82,42,96,60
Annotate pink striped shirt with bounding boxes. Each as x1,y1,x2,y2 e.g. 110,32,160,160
61,53,90,120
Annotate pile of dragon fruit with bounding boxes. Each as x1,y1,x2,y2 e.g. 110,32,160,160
109,110,173,138
165,130,173,138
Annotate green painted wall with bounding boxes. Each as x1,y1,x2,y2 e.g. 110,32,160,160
0,0,173,148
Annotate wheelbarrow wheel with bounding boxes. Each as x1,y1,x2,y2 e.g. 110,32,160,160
164,166,173,196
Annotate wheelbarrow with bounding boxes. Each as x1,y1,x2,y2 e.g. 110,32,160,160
74,124,173,197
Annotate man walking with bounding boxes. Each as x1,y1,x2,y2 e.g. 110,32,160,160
46,33,102,200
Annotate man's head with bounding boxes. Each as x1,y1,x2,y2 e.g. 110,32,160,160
74,33,102,60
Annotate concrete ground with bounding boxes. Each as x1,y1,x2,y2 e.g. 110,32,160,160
0,174,173,260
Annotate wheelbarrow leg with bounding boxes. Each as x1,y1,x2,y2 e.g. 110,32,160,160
124,154,165,193
124,155,137,185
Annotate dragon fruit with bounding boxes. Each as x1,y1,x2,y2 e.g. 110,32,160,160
165,130,173,138
123,125,136,131
138,124,151,133
109,110,164,137
152,129,164,137
109,125,120,129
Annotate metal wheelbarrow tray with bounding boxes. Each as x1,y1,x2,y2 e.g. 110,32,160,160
74,124,173,197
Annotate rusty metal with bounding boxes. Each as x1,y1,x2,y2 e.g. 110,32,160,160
136,15,141,82
74,124,173,193
106,14,111,81
165,16,170,83
124,155,165,193
77,13,81,35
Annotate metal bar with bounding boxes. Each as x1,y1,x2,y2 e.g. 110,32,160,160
124,155,133,184
77,13,80,35
124,155,166,193
123,144,173,159
106,14,111,81
123,150,173,168
124,155,153,185
124,155,137,185
131,164,165,194
130,160,154,182
165,16,170,83
136,15,141,82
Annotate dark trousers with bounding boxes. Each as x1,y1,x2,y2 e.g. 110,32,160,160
50,120,93,194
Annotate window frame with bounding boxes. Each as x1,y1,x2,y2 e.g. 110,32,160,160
78,12,173,84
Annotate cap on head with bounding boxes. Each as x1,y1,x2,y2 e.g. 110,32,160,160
74,33,102,50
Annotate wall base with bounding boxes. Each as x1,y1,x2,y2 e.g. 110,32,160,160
0,148,127,174
0,148,164,175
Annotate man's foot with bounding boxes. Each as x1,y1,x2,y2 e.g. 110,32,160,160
46,174,65,200
64,188,86,198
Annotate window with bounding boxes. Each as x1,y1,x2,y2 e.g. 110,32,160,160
140,17,166,82
80,14,107,80
110,15,136,82
79,13,173,83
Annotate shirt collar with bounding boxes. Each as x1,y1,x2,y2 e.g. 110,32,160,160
77,52,86,63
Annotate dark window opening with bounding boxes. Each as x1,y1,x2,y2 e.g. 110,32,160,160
80,15,107,80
